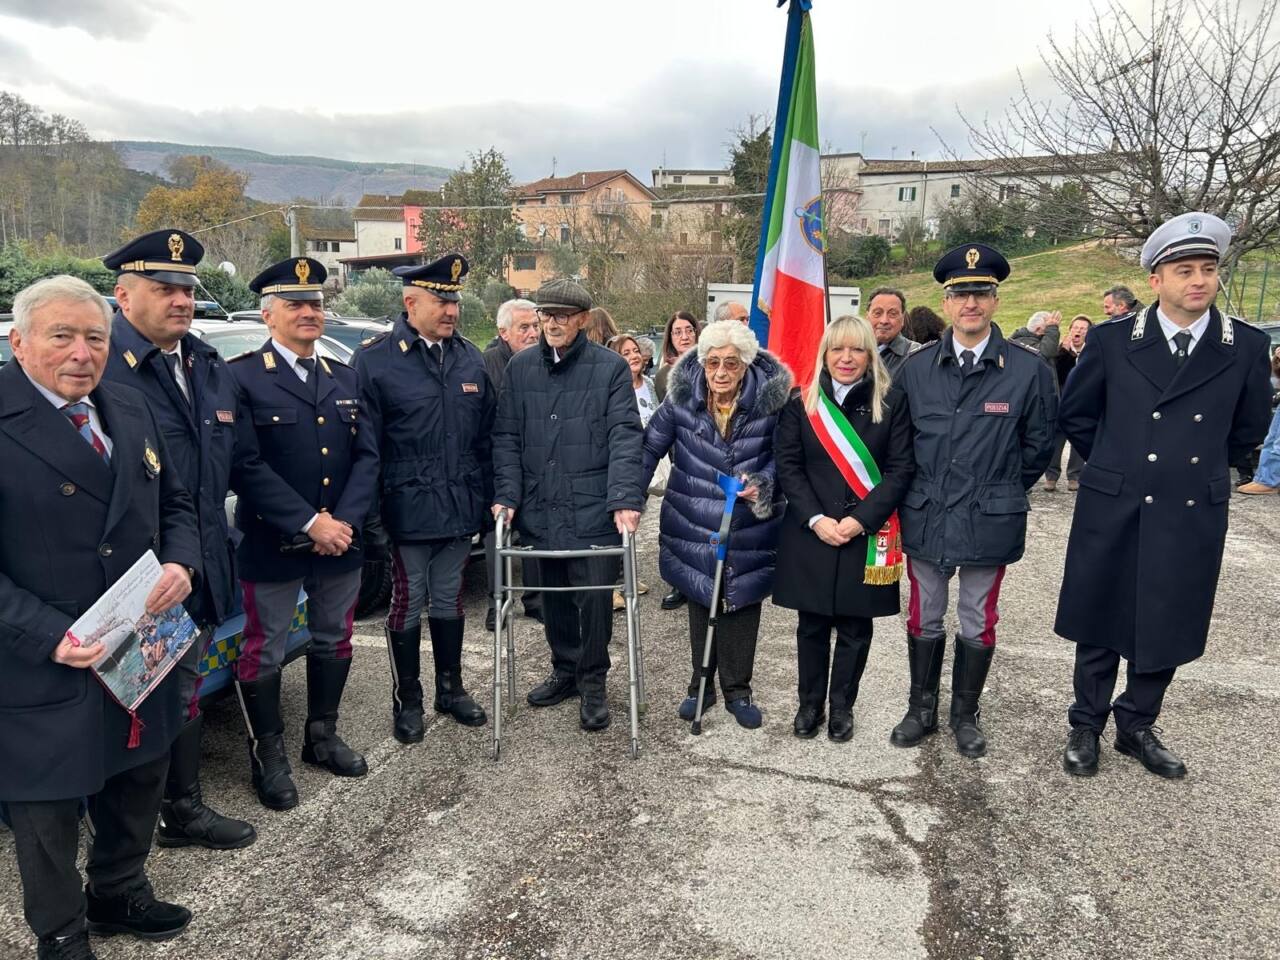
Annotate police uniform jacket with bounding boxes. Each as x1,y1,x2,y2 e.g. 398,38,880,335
1054,303,1272,670
104,312,239,626
229,342,379,582
355,315,495,542
896,324,1058,567
0,363,200,801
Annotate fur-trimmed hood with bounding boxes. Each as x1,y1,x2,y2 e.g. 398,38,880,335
666,345,794,416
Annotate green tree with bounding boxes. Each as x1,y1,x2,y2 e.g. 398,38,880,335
458,292,490,343
828,234,891,279
481,277,517,315
331,268,403,319
416,148,521,283
195,267,256,312
724,118,773,281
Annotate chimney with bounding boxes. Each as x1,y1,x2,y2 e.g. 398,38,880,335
581,173,586,186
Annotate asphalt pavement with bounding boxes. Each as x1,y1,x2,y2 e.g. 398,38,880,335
2,489,1278,960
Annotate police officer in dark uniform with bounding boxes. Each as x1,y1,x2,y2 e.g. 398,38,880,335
100,228,256,851
228,257,379,809
1057,213,1272,779
355,254,491,743
892,244,1057,758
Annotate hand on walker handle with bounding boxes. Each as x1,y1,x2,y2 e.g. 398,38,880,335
492,504,515,525
614,509,640,534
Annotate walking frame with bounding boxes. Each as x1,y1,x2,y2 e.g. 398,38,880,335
691,473,743,735
491,512,647,759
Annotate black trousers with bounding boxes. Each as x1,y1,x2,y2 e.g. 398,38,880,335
483,528,542,612
687,600,762,702
1068,643,1176,734
796,612,873,711
537,553,619,688
7,751,169,940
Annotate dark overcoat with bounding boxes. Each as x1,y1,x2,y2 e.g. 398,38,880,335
0,363,200,801
355,317,494,542
640,348,791,612
772,374,914,618
491,332,645,550
895,324,1058,567
104,311,240,626
1054,304,1272,670
229,342,380,582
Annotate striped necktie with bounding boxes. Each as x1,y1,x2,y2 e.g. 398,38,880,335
62,402,110,463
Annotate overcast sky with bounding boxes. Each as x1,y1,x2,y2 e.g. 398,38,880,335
0,0,1155,179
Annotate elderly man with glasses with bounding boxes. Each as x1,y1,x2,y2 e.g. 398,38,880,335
890,243,1057,759
491,278,645,733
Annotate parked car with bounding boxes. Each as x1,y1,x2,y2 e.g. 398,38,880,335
0,318,12,365
190,318,353,364
224,310,391,352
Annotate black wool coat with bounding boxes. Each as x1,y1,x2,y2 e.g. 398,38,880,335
1054,304,1272,670
772,374,914,618
0,364,201,801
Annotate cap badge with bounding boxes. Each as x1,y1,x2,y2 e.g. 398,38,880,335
1188,219,1202,234
965,248,980,269
450,258,463,283
168,233,184,262
295,259,310,284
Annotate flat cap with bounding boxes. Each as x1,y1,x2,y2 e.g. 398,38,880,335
1141,212,1231,271
534,278,592,313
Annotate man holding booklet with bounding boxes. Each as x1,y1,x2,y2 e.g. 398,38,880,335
0,275,201,960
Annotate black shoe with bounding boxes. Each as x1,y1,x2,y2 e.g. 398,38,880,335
889,635,946,747
157,715,257,850
1063,727,1100,777
660,587,687,610
428,617,487,726
828,709,854,742
523,603,544,623
1115,726,1187,779
84,882,191,941
37,931,96,960
527,672,579,707
235,672,298,811
793,704,824,738
485,605,496,632
949,635,995,759
300,655,368,777
580,689,611,731
386,626,424,744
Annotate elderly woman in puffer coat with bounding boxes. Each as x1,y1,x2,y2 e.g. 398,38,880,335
641,319,793,729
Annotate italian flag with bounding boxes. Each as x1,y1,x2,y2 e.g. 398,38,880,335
751,1,827,390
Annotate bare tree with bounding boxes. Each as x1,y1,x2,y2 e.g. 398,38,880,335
961,0,1280,270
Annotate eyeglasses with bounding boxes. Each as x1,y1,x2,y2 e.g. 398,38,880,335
944,289,996,303
704,357,743,373
536,309,581,325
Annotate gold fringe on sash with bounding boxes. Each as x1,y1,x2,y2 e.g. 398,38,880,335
863,563,903,586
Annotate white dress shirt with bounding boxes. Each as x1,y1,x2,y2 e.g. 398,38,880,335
160,342,190,402
953,332,991,364
1155,307,1210,356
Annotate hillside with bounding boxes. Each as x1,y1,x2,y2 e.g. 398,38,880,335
854,243,1151,330
114,141,453,205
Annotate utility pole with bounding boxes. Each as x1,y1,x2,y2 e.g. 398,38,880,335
287,204,301,257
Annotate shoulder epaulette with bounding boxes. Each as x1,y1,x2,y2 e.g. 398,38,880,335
227,350,256,363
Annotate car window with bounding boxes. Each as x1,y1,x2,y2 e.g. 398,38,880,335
199,330,271,359
0,336,10,363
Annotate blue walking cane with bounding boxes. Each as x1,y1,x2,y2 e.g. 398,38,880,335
691,472,744,735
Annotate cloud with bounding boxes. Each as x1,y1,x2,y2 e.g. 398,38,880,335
0,0,162,39
54,58,1062,186
0,35,43,85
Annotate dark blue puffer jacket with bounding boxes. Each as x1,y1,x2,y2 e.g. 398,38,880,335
641,347,792,611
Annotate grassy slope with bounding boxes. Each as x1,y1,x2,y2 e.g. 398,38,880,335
853,243,1151,332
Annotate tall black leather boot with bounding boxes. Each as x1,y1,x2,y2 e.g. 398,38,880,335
889,634,946,747
157,714,257,849
234,671,298,811
428,616,487,726
386,626,425,743
301,655,368,777
949,635,996,758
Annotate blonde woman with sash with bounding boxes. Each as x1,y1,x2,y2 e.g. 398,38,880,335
772,316,914,741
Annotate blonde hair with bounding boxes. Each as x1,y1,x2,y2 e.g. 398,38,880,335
803,315,890,422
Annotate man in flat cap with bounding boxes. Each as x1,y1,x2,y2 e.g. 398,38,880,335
890,243,1057,759
100,228,256,851
228,257,379,809
354,254,491,744
491,278,645,732
1057,212,1272,779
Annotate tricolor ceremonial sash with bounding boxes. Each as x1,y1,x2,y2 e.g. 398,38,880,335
808,390,903,585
